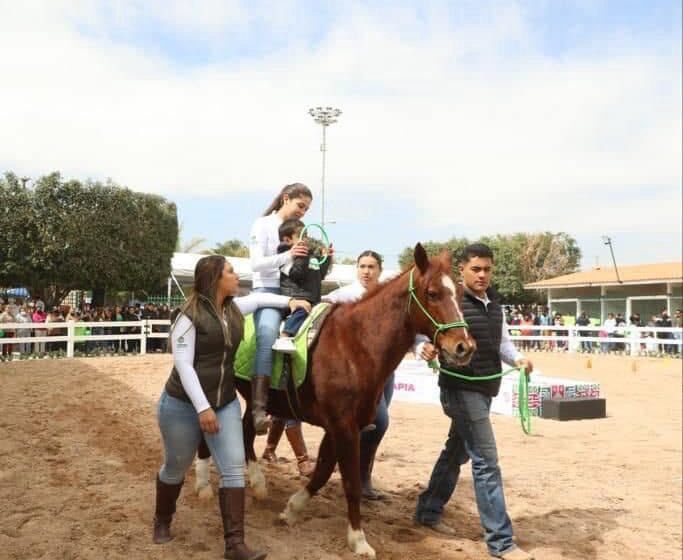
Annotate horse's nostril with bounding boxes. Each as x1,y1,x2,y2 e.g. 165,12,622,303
455,342,468,358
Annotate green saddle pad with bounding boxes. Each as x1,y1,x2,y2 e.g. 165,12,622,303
234,303,330,390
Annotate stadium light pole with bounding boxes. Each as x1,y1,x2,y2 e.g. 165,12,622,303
308,106,341,228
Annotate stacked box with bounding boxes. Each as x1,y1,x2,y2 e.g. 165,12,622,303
393,361,601,419
493,370,601,417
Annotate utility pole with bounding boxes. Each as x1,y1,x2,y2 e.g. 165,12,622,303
602,236,622,284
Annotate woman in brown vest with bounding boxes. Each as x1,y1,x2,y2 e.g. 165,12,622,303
153,255,310,560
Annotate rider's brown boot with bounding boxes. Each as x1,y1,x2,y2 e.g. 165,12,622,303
251,375,271,436
261,417,285,462
219,487,267,560
285,423,316,477
153,475,183,544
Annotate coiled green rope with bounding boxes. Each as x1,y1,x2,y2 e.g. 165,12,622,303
428,362,531,434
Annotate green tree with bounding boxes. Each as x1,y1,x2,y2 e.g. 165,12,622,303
0,171,178,307
0,172,39,286
204,239,249,257
398,232,581,303
518,232,581,284
398,237,470,274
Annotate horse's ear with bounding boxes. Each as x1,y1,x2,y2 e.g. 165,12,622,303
414,243,429,274
438,249,452,270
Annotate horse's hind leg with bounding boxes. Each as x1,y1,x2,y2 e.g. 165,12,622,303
242,401,267,500
335,428,375,558
280,431,336,526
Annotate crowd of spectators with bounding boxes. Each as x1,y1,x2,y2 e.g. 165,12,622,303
2,296,680,359
503,305,682,356
0,297,171,357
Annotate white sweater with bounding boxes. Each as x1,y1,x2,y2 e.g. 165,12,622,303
249,214,293,289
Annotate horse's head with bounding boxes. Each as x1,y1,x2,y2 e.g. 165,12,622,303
408,243,476,367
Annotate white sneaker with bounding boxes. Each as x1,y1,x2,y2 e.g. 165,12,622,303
272,337,296,354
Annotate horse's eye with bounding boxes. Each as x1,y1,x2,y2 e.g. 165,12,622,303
427,290,439,300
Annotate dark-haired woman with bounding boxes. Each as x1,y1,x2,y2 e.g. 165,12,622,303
248,183,312,435
323,250,393,500
153,255,309,560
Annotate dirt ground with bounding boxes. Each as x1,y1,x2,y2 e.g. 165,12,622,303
0,353,681,560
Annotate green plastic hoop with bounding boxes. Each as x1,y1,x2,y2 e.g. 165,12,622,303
299,223,330,267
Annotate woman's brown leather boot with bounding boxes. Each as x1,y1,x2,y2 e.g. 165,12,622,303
219,487,267,560
153,475,184,544
251,375,271,435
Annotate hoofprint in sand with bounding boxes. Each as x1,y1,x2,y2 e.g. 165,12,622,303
0,353,680,560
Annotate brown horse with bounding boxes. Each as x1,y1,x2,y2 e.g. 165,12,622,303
234,243,475,557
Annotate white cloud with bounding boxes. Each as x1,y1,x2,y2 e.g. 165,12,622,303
0,1,680,238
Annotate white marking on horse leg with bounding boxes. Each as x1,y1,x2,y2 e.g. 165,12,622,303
246,460,267,500
194,457,213,499
347,525,376,558
279,487,311,526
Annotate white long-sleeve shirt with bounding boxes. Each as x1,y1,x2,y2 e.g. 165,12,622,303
171,292,291,413
249,213,293,288
415,291,523,366
322,281,366,304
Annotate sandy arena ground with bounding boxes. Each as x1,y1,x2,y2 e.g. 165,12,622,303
0,353,681,560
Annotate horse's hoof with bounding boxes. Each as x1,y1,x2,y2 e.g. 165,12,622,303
246,461,267,501
280,488,311,526
347,526,376,558
278,510,297,526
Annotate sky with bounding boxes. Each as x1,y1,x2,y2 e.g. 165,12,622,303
1,1,681,270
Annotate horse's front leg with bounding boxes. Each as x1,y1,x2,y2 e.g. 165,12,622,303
335,427,375,558
280,430,337,525
243,400,267,500
194,436,213,499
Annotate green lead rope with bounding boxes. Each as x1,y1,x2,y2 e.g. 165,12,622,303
428,362,531,435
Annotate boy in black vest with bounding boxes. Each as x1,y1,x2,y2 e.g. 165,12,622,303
272,219,332,353
414,243,535,560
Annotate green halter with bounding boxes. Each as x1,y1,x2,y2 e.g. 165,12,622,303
407,268,469,345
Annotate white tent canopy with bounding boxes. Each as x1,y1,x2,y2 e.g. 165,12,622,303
170,252,397,290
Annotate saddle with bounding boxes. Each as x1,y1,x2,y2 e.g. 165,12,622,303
234,302,333,390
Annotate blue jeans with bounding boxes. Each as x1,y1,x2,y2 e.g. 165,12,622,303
157,391,245,488
253,287,282,377
283,307,309,336
415,388,515,556
361,373,395,447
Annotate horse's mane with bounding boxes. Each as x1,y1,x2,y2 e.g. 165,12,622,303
355,254,455,303
354,267,412,304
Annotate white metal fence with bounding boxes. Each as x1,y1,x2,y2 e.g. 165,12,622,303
505,324,682,356
0,320,169,359
0,320,681,360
